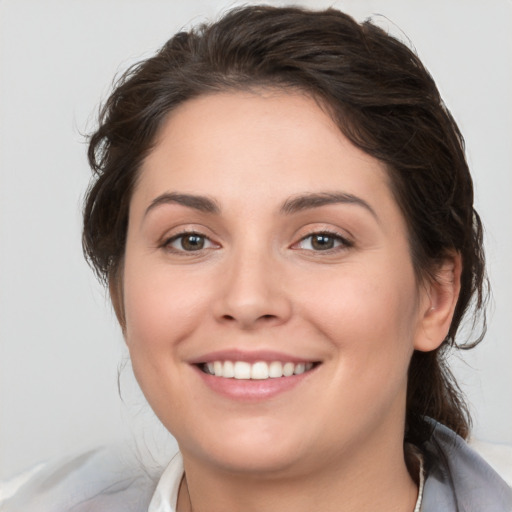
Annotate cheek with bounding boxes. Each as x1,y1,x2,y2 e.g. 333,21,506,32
299,263,420,368
122,256,210,356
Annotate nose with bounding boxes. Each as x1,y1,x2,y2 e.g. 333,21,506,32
213,247,293,330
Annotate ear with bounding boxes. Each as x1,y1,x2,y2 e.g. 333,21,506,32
109,270,127,334
414,251,462,352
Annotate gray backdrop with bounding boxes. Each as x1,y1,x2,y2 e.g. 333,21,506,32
1,0,511,480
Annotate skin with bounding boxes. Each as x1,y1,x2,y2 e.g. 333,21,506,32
116,90,461,512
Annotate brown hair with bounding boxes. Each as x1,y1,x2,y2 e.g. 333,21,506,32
83,5,487,445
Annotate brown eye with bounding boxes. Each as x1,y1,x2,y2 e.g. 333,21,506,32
180,234,205,251
165,232,216,252
295,231,351,252
311,234,336,250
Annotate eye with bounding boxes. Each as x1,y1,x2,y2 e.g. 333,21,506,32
164,232,217,252
295,231,351,251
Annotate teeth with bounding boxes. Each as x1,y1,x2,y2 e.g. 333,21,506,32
294,363,306,375
234,361,251,379
283,362,295,377
251,361,269,380
203,360,315,379
268,361,283,378
223,360,235,378
214,361,223,376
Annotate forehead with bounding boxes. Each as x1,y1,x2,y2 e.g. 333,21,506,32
134,90,393,213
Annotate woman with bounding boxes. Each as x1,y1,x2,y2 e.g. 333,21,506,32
3,5,511,512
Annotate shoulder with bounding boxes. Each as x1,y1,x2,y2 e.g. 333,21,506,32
421,420,512,512
0,445,161,512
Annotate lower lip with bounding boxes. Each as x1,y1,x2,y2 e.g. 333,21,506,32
193,366,317,401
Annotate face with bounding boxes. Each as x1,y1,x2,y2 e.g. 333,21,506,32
121,90,433,477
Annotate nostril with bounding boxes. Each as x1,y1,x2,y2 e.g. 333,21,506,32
220,313,278,325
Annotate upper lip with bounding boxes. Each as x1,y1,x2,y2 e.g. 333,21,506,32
188,349,321,365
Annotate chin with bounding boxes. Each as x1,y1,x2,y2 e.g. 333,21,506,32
181,421,312,476
204,446,307,477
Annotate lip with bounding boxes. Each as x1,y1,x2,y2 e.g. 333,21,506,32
192,364,318,401
188,349,318,365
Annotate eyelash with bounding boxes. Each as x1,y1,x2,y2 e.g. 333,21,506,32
162,229,353,254
293,230,353,253
162,231,217,254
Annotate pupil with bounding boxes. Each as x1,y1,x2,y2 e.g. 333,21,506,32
312,234,334,250
182,235,204,251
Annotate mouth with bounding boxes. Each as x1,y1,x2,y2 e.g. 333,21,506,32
198,360,319,380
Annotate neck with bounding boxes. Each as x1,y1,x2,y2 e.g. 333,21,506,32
177,431,418,512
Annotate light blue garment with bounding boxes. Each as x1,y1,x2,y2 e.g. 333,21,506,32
2,422,511,511
421,421,512,511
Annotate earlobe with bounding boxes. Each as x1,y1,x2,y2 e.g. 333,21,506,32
414,252,462,352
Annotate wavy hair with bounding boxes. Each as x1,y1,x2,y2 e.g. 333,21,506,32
83,5,487,445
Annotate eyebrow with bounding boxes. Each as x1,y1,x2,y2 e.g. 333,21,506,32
144,191,377,220
144,192,221,217
280,192,378,219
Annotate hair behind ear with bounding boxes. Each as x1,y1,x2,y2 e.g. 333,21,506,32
109,267,126,332
406,349,471,444
407,251,471,443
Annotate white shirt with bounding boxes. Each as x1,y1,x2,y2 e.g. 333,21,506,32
148,452,184,512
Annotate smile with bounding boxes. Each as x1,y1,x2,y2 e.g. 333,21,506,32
200,361,316,380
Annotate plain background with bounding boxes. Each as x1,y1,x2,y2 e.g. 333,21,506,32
0,0,511,480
